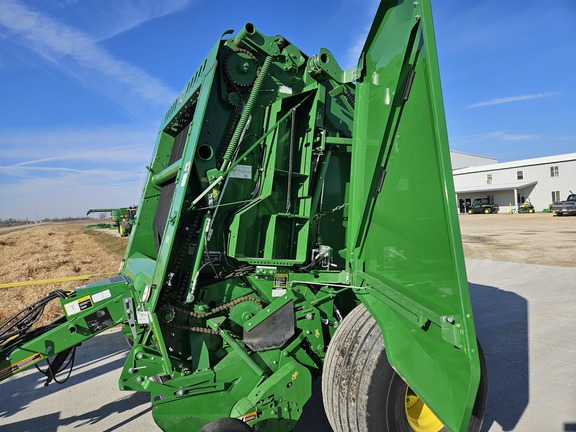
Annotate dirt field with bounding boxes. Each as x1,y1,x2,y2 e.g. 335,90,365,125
459,212,575,267
0,222,127,326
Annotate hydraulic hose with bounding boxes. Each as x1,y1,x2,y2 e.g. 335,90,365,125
220,55,273,172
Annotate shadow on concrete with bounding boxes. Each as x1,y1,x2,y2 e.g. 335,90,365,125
0,412,61,432
470,283,529,432
59,392,151,431
0,330,133,418
295,378,331,431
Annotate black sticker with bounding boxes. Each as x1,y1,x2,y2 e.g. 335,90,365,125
85,308,114,334
78,296,93,312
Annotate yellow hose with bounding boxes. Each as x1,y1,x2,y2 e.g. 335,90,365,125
0,272,118,289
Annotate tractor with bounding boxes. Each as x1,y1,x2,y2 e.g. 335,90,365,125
87,206,138,236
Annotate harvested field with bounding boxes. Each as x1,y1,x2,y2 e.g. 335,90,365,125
0,222,127,327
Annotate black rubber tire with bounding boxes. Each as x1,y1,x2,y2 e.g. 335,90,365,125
322,304,487,432
199,418,253,432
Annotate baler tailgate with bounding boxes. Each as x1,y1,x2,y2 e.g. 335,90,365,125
349,2,481,431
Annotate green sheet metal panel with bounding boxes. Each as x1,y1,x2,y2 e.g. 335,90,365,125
349,1,481,431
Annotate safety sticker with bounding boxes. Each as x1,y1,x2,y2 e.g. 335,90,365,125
64,295,94,316
85,308,114,334
0,352,42,380
137,311,150,325
273,274,288,288
229,164,252,180
92,289,111,303
181,161,191,187
238,411,258,423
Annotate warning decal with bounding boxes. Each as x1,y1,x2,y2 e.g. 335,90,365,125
0,352,42,380
273,273,288,288
238,411,258,423
64,295,94,316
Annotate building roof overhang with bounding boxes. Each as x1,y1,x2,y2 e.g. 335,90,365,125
455,181,538,194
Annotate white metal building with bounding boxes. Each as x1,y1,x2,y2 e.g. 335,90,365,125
452,152,576,213
450,150,497,170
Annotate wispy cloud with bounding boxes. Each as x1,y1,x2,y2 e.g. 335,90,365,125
450,131,539,143
0,0,181,106
467,93,556,109
0,170,143,219
0,126,154,189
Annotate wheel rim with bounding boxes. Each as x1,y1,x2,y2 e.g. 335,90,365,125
404,387,443,432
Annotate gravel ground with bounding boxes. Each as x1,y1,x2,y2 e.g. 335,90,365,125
458,212,575,267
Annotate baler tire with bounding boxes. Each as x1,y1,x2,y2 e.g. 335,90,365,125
199,418,253,432
322,304,487,432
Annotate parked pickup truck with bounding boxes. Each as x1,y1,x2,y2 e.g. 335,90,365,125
553,193,576,216
467,197,499,214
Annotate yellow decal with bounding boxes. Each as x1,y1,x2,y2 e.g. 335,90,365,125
64,295,94,316
292,370,299,381
238,411,258,423
315,329,320,338
0,352,42,380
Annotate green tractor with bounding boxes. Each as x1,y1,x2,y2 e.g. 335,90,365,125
0,2,487,431
87,206,138,236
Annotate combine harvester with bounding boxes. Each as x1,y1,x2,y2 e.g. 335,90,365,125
0,1,487,431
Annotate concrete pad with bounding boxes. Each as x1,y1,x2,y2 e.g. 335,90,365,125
466,259,576,432
0,330,159,431
1,259,575,431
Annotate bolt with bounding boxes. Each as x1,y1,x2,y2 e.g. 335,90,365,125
305,313,314,320
136,376,144,383
442,316,455,324
175,390,186,396
135,352,144,360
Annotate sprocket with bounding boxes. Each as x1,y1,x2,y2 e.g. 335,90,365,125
225,50,259,87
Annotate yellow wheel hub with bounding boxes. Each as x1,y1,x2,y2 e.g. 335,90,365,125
404,387,444,432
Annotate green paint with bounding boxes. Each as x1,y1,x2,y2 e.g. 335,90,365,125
0,2,482,431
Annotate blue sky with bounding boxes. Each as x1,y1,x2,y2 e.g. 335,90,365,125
0,0,574,220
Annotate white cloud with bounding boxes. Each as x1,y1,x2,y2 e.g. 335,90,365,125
0,126,155,161
450,131,539,143
0,0,180,106
467,93,556,109
0,172,142,220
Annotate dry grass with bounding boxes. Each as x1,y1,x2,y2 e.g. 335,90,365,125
0,222,127,327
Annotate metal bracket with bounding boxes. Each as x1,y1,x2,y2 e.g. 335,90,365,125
124,297,138,340
307,48,361,83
